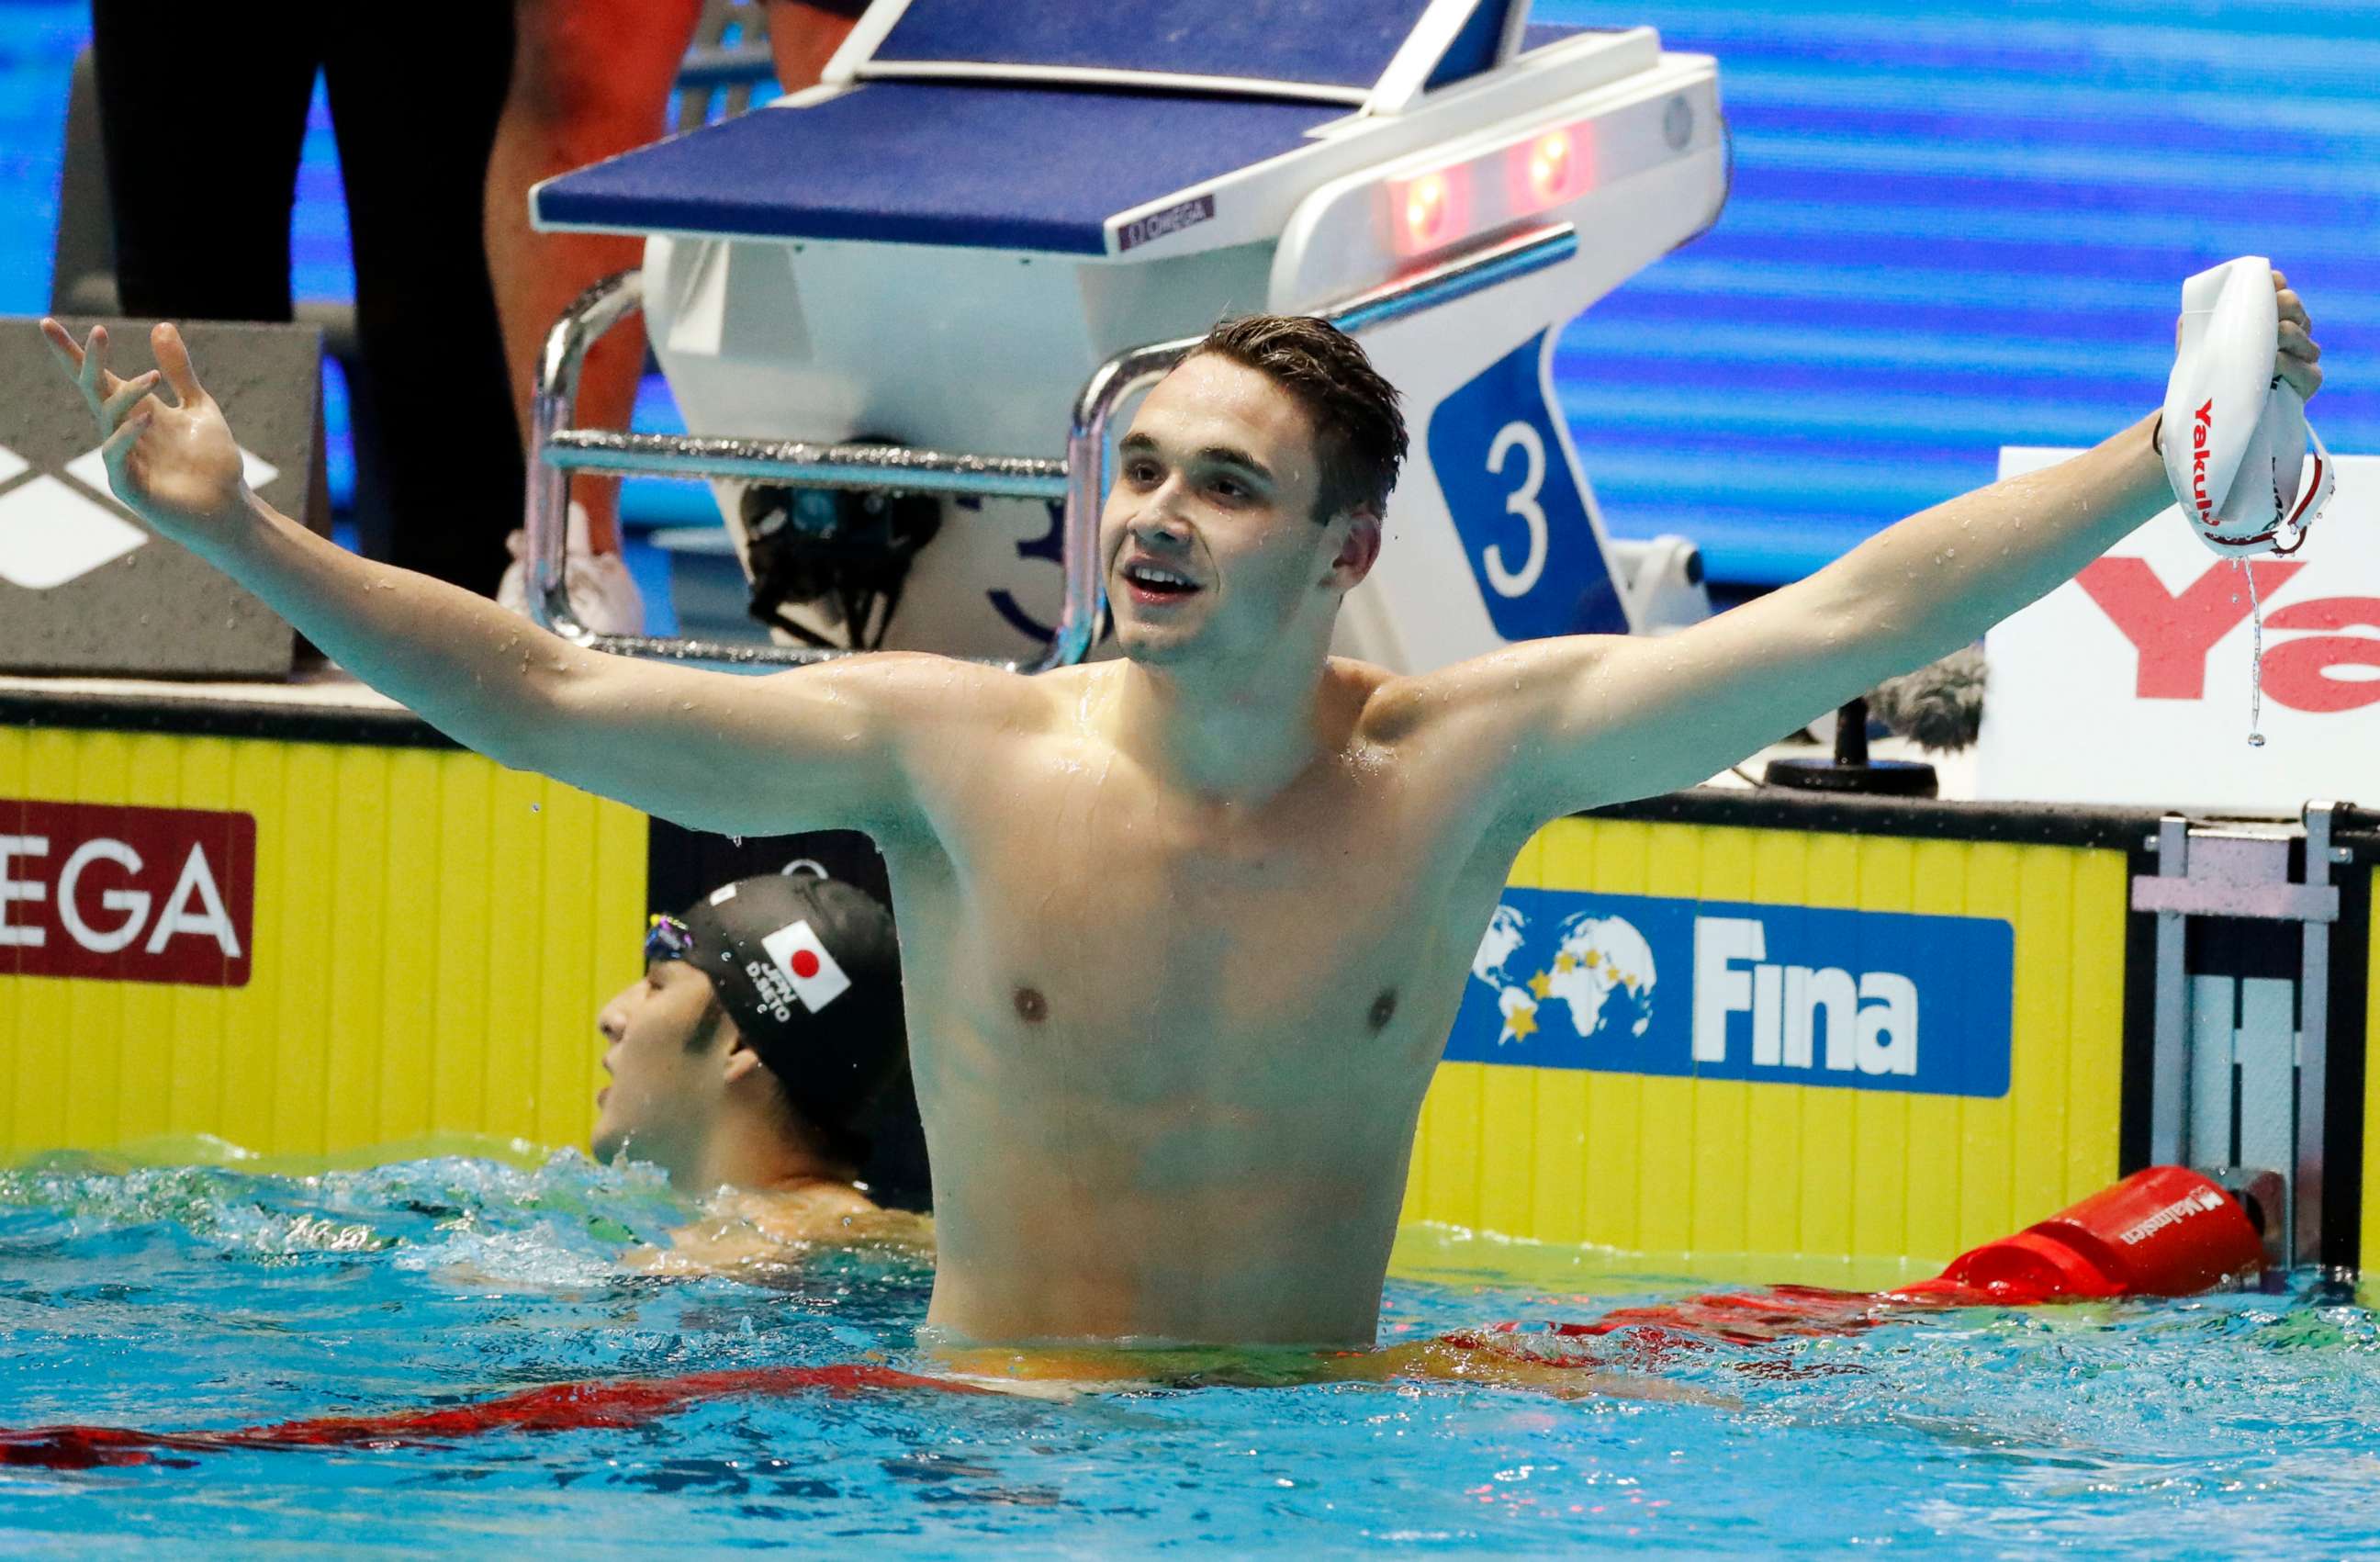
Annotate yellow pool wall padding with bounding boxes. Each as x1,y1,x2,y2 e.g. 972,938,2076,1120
1400,815,2129,1275
0,725,642,1162
4,725,2144,1278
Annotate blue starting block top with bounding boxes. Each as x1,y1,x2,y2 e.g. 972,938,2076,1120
534,83,1337,255
533,0,1535,254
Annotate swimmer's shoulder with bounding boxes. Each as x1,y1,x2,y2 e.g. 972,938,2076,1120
1016,659,1133,732
780,650,1046,732
1354,640,1625,748
734,1186,935,1253
637,1185,931,1278
1341,655,1446,747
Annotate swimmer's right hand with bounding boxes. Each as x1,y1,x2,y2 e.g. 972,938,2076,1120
39,319,252,544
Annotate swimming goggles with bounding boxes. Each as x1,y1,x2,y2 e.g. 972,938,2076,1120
646,914,693,963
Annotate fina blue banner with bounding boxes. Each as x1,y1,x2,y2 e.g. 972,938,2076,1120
1449,888,2014,1098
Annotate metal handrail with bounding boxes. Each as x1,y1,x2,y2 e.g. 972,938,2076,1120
525,220,1579,671
525,271,647,649
543,432,1066,500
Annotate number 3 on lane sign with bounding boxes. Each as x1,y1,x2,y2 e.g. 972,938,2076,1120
1483,420,1547,597
1426,332,1626,640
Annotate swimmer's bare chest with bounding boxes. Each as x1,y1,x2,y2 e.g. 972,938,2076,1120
896,723,1508,1109
863,669,1534,1342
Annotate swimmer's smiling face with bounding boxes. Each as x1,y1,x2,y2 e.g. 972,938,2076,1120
591,959,735,1185
1102,353,1380,666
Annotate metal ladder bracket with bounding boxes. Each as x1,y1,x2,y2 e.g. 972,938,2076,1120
2135,802,2348,1268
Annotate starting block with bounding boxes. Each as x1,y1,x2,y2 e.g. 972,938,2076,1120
530,0,1728,670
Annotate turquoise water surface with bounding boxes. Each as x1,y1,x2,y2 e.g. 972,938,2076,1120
2,1153,2375,1557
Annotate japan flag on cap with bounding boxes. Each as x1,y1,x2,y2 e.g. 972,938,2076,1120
760,919,852,1011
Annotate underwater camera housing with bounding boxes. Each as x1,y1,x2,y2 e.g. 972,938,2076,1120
739,450,943,652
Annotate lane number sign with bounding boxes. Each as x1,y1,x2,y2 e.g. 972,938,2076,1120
1427,333,1626,639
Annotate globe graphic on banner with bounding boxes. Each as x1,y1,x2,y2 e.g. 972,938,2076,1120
1469,905,1656,1047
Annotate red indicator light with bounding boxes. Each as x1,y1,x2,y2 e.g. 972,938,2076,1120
1525,129,1576,206
1403,172,1453,252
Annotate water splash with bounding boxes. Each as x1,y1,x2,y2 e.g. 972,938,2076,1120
4,1163,2379,1553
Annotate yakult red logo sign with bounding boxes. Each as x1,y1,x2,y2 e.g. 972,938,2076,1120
0,801,254,986
1981,446,2379,809
2074,556,2378,712
2190,399,2217,522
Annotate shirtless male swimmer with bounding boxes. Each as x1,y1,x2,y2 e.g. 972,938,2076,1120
41,282,2323,1351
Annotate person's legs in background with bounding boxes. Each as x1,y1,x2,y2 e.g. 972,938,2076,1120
479,0,863,631
765,0,864,92
322,6,525,597
483,0,702,607
89,1,316,322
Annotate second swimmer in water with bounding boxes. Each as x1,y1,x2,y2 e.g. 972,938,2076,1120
591,868,931,1275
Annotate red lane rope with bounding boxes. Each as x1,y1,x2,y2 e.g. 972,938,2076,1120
2,1170,2262,1470
0,1364,982,1471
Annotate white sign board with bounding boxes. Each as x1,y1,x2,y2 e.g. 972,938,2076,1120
1979,446,2379,812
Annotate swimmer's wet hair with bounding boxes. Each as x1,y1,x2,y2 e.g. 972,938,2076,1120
1190,315,1408,523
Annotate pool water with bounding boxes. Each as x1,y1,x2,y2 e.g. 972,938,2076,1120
3,1153,2375,1557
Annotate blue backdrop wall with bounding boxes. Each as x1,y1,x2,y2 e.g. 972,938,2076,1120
2,0,2374,588
1540,1,2379,583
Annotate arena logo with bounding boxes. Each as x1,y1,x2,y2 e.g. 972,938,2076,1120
2077,556,2380,712
0,440,279,591
0,800,254,987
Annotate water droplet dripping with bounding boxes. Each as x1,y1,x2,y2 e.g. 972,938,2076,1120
2240,559,2269,747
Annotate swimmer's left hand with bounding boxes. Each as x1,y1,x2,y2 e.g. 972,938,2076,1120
2271,269,2321,401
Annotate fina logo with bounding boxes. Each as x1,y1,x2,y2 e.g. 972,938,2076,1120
1453,889,2005,1096
1692,917,1917,1077
1471,903,1657,1048
1466,901,1927,1081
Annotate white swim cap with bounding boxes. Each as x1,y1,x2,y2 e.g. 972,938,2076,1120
2161,256,2331,557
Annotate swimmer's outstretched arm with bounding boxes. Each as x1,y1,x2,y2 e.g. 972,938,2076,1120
37,320,992,837
1417,269,2323,824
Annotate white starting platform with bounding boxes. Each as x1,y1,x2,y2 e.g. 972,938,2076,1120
528,0,1729,670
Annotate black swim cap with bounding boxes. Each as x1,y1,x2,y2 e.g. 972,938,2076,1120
673,873,907,1157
